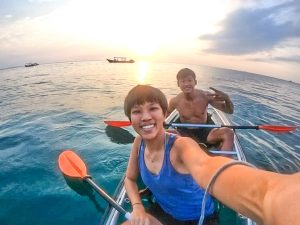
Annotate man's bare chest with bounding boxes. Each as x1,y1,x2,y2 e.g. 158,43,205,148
177,99,208,117
179,98,207,110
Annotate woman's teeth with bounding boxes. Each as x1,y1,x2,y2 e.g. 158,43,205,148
142,124,154,129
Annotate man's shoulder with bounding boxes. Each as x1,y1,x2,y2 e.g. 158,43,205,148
195,89,207,95
170,93,183,102
194,89,210,99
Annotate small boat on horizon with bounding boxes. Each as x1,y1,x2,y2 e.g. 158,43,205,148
25,62,39,67
106,57,135,63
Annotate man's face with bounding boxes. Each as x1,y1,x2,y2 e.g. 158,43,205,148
177,75,197,94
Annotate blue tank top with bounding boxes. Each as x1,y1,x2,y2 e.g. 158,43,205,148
138,134,215,221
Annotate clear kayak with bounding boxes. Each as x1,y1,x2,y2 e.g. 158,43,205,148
100,107,257,225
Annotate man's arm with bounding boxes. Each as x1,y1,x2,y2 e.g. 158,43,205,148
166,97,177,117
208,87,234,114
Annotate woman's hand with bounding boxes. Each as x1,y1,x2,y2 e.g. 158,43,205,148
130,204,151,225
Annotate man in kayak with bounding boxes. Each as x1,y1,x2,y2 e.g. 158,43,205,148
121,84,300,225
167,68,234,151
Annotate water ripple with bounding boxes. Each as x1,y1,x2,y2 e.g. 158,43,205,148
0,61,299,225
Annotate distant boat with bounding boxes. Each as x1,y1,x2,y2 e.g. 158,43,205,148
25,63,39,67
106,57,135,63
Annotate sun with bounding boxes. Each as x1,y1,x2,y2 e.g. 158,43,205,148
134,42,157,57
128,36,159,57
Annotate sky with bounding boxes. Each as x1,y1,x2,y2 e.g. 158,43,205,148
0,0,299,82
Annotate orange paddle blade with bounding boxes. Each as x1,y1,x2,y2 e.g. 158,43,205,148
104,120,132,127
258,125,297,133
58,150,87,178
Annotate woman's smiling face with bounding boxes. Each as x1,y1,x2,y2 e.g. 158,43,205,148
130,101,165,140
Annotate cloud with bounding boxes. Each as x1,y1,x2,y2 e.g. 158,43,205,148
199,0,300,55
272,56,300,63
250,55,300,63
0,0,67,23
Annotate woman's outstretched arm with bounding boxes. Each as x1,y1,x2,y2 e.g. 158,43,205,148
175,137,300,225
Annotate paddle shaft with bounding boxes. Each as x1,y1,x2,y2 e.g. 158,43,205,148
209,150,237,155
168,123,258,129
104,121,296,132
84,177,131,220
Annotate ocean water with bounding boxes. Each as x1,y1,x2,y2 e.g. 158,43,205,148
0,61,299,225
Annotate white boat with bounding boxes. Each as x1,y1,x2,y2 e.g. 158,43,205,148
25,62,39,67
107,57,135,63
100,107,257,225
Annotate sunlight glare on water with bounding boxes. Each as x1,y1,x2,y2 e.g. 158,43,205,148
137,61,149,83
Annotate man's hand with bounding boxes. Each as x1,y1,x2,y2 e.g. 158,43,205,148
209,87,234,114
209,87,229,101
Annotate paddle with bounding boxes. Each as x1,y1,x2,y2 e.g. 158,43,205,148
104,121,297,133
58,150,131,220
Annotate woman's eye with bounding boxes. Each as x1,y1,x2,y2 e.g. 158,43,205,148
150,106,159,111
131,110,140,114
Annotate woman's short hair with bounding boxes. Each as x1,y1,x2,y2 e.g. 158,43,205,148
124,85,168,120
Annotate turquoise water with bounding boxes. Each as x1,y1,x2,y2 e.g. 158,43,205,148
0,61,299,225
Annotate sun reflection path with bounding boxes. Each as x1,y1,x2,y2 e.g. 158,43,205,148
137,61,149,83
